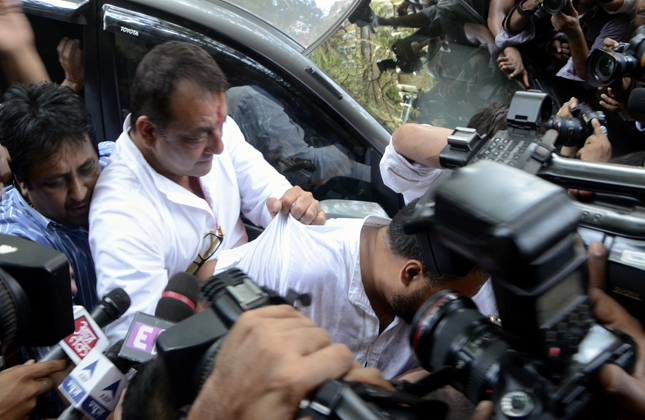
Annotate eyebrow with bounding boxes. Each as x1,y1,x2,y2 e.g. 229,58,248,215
41,157,96,181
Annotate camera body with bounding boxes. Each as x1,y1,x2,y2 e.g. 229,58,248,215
0,234,73,348
587,26,645,88
406,161,637,419
544,103,606,148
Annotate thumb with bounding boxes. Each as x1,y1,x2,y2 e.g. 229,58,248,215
266,197,281,216
587,241,607,290
591,118,606,137
599,364,645,417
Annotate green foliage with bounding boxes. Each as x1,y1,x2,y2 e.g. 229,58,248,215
309,1,434,133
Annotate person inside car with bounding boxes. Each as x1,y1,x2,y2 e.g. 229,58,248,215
90,41,326,343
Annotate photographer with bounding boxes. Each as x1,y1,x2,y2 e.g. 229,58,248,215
587,241,645,419
558,97,613,162
0,358,67,420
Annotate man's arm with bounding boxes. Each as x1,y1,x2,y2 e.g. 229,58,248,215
489,0,530,87
551,3,588,80
391,123,454,168
0,0,49,84
504,0,543,34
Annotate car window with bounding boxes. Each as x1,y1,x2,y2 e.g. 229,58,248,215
104,6,373,202
309,1,524,132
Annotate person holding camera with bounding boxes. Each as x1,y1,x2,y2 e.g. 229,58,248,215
497,0,629,88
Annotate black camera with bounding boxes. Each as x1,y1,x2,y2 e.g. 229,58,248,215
0,234,73,350
406,161,638,419
587,26,645,88
542,0,569,14
439,90,645,324
544,102,607,148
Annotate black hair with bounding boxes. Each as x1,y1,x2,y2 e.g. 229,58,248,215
0,83,97,188
386,198,425,267
130,41,229,133
121,358,176,420
467,102,509,138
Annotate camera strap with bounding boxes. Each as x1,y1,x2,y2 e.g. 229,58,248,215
524,130,558,175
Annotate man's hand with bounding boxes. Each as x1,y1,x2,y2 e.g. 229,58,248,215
498,46,530,89
0,359,68,420
548,39,572,62
587,241,645,419
0,0,34,53
58,38,84,93
187,305,354,420
577,118,612,162
266,186,325,225
599,87,627,113
551,2,581,35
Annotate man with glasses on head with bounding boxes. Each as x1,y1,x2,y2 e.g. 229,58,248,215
90,41,326,342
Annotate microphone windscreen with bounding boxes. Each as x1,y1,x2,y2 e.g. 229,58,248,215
105,288,131,317
155,272,199,323
628,88,645,115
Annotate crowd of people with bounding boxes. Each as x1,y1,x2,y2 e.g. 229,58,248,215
0,0,645,419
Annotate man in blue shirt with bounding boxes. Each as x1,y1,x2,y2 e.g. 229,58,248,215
0,83,113,316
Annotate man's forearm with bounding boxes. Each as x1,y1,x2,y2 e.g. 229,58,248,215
391,124,454,168
505,0,540,34
489,0,515,36
1,46,49,85
567,28,589,80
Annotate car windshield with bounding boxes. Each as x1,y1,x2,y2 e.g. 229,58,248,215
217,0,356,49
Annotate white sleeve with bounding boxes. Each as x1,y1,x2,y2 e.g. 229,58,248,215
379,141,443,204
224,117,293,228
495,24,536,49
90,182,168,343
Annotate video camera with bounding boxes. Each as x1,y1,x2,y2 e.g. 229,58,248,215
0,234,73,353
439,90,645,322
405,161,638,419
587,26,645,88
155,268,447,419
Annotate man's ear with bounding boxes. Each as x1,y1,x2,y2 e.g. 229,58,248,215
14,175,29,199
399,259,426,288
134,116,160,149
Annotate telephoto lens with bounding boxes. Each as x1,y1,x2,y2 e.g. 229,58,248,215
410,290,510,404
542,0,568,14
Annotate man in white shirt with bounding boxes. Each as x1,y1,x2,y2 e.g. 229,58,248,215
214,200,496,379
90,41,325,342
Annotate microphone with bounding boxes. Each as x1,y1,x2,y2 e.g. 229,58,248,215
155,272,200,322
58,340,134,420
40,288,131,363
117,272,199,364
628,87,645,115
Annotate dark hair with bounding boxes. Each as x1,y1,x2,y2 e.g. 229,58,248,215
0,83,97,188
130,41,229,133
386,198,425,266
121,358,176,420
467,103,509,138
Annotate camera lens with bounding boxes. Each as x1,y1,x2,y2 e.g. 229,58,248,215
542,0,567,14
595,55,616,84
410,290,510,403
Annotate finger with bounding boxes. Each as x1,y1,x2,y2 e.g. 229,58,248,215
589,288,645,343
293,343,354,393
497,56,509,63
522,72,530,89
27,359,68,378
471,401,495,420
295,201,323,225
266,197,281,218
277,325,333,356
311,208,326,225
343,367,396,391
591,118,605,137
587,241,607,290
599,364,645,417
31,377,54,396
